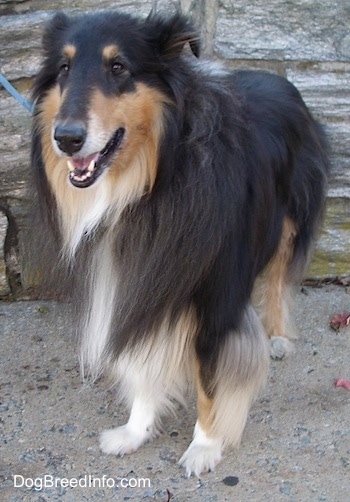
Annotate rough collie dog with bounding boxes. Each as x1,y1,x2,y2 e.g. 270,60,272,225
31,10,329,476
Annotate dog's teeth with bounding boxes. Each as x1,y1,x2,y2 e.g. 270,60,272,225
67,160,75,172
70,170,93,182
87,160,95,172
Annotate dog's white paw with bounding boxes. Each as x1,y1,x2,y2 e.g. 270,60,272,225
179,441,222,478
270,336,294,360
99,425,151,456
179,423,222,477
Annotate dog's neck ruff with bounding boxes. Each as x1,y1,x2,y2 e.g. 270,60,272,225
56,157,150,261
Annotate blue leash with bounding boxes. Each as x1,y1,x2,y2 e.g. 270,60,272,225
0,73,34,114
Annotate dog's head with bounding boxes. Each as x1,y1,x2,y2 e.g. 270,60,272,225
33,11,199,190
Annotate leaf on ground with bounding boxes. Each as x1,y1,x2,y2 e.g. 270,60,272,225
335,378,350,390
330,312,350,330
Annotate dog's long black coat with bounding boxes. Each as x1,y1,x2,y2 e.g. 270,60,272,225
94,69,328,365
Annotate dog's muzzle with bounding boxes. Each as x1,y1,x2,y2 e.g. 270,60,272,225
53,123,125,188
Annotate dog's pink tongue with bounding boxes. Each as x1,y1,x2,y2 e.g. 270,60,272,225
69,153,99,172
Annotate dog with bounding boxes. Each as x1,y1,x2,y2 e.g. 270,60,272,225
30,10,329,477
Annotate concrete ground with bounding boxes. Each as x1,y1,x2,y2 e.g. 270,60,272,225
1,285,349,501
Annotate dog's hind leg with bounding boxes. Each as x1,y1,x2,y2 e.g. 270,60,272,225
179,306,269,477
252,216,299,359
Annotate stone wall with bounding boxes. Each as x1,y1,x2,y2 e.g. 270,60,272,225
0,0,349,297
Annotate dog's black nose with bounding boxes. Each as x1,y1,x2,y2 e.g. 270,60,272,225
54,122,87,155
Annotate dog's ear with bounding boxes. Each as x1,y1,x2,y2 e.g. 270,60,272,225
32,13,73,102
149,13,200,59
42,12,72,52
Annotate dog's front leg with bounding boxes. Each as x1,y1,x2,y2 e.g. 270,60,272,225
100,395,157,456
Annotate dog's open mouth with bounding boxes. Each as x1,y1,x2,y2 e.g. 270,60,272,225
67,128,125,188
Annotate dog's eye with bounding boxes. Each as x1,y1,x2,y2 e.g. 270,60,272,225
111,62,124,75
59,62,70,75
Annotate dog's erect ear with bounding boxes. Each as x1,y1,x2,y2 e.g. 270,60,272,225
148,13,200,59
